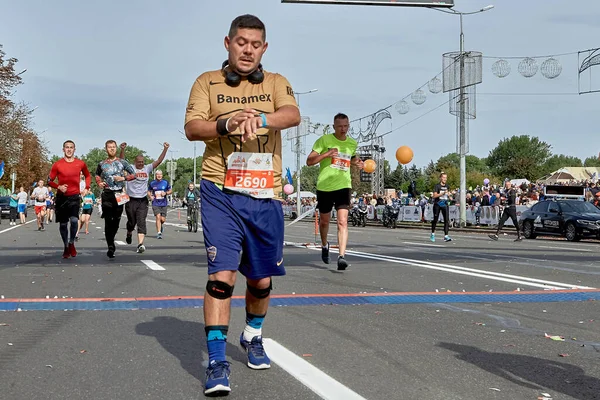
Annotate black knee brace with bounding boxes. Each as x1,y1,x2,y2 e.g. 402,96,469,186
247,279,272,299
206,280,234,300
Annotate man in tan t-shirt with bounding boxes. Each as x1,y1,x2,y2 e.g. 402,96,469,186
184,14,300,396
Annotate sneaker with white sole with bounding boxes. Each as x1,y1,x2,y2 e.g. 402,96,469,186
136,244,145,253
204,360,231,395
240,334,271,370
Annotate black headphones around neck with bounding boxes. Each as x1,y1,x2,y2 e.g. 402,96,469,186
221,60,264,87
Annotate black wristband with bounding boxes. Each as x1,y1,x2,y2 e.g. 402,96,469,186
216,119,229,136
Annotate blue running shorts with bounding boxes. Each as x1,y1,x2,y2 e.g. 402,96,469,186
200,180,285,279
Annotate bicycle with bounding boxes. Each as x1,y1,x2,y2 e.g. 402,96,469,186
187,199,200,233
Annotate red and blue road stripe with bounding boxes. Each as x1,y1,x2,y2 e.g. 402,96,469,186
1,289,599,311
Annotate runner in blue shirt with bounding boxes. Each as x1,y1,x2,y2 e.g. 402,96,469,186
148,170,172,239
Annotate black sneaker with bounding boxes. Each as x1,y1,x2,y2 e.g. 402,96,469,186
337,256,349,271
126,234,132,245
488,234,499,241
321,242,330,264
107,245,116,259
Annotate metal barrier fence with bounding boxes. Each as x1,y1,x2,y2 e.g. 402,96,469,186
282,204,531,227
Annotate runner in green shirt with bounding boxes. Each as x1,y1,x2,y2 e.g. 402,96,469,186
306,113,364,270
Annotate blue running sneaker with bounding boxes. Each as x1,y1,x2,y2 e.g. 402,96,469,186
430,233,435,242
204,360,231,396
240,334,271,370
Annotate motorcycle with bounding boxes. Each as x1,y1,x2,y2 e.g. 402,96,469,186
350,204,367,227
350,204,361,226
356,203,367,227
382,200,400,229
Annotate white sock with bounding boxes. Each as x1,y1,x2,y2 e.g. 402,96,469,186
243,325,262,342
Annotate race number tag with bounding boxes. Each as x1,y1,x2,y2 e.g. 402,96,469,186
330,152,351,171
224,152,274,198
115,191,130,205
155,191,164,200
84,197,94,205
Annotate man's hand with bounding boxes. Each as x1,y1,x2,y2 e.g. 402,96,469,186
112,175,125,182
120,142,127,150
99,182,107,189
353,158,364,170
225,108,259,142
163,142,170,150
324,148,339,159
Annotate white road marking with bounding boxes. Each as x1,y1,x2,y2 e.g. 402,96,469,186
0,219,36,234
96,226,102,229
403,241,445,248
144,218,201,231
141,260,165,271
349,248,594,290
537,245,594,252
304,246,593,290
115,241,126,245
263,338,367,400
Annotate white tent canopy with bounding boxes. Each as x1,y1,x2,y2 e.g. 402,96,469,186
510,178,530,186
288,191,316,198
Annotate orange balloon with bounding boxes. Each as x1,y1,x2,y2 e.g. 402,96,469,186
363,159,376,173
396,146,414,165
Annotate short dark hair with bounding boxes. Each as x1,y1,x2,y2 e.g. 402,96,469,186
63,140,75,147
334,113,349,122
229,14,266,41
105,140,117,148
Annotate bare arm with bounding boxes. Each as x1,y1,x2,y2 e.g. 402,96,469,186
306,148,338,167
152,143,170,169
259,105,300,131
351,156,364,169
119,142,126,159
185,108,256,142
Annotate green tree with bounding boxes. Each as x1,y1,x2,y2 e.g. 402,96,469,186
486,135,552,181
298,165,319,194
169,156,203,197
436,153,489,173
542,154,583,176
583,155,600,167
436,153,459,171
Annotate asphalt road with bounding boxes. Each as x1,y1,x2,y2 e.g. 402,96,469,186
0,210,599,400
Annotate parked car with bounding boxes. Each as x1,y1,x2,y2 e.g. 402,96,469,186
0,196,28,219
520,199,600,241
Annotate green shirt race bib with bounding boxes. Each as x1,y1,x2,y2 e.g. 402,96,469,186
312,134,358,192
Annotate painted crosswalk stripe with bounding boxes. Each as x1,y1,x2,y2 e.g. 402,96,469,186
263,339,366,400
115,241,126,245
141,260,165,271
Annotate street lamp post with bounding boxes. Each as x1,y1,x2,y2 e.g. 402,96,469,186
179,130,197,187
433,5,493,227
294,89,318,218
167,149,179,207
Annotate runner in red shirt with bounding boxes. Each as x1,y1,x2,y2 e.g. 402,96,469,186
48,140,91,259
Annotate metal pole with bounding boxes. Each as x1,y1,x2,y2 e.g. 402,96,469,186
296,94,302,218
11,171,16,193
458,13,467,228
193,142,197,187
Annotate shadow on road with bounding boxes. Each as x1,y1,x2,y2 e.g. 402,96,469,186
135,316,246,382
438,342,600,400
